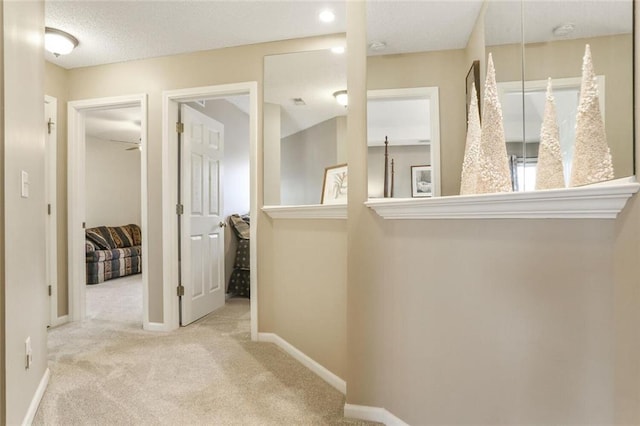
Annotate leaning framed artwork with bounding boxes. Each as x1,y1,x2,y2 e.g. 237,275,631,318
465,60,481,126
321,163,348,204
411,165,432,197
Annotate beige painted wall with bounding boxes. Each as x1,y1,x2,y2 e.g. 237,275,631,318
3,1,48,423
281,117,338,205
348,3,640,424
263,102,281,205
263,219,347,378
85,137,141,228
44,61,69,317
0,2,5,421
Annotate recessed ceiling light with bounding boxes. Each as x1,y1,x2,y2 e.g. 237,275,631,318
553,23,576,37
369,41,387,51
319,9,335,23
331,46,345,54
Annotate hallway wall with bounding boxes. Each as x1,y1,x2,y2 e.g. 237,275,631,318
3,1,48,424
346,1,640,424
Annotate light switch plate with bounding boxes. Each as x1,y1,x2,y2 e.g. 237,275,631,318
21,171,29,198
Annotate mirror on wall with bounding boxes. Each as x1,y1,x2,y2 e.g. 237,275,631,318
366,0,634,198
367,87,441,198
486,0,633,191
263,46,347,206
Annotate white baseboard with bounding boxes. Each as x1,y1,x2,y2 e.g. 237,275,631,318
22,368,50,426
258,332,346,394
344,403,408,426
144,321,171,332
49,315,69,328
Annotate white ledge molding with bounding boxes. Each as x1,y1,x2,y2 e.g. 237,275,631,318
262,204,347,219
365,177,640,219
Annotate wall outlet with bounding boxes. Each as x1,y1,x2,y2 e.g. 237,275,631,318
25,336,32,369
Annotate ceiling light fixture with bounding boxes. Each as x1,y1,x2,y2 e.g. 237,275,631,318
552,22,576,37
333,90,348,107
331,46,345,54
368,41,387,51
45,27,79,57
319,9,335,23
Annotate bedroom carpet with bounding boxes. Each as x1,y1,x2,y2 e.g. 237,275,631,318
34,276,374,425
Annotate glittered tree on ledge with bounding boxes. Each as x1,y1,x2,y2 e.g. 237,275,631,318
460,81,481,195
535,78,566,190
477,53,512,194
569,44,614,187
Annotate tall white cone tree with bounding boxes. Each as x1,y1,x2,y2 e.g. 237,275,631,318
477,53,512,193
535,78,566,190
460,83,481,195
570,44,614,187
460,82,482,195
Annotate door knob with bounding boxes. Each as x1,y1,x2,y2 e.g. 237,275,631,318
219,221,227,228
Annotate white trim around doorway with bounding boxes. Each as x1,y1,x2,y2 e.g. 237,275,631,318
45,95,60,327
161,82,258,339
67,94,150,328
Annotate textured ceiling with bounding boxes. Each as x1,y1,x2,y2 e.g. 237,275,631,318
62,1,633,142
45,0,347,69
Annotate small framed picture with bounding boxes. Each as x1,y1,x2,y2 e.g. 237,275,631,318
465,60,481,126
411,165,432,198
321,164,348,204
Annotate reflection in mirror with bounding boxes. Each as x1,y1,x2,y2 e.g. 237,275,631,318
367,87,441,198
486,0,633,190
263,47,347,206
366,0,634,198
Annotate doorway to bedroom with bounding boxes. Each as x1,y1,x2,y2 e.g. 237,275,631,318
177,95,252,326
163,82,258,336
84,105,144,325
67,94,149,328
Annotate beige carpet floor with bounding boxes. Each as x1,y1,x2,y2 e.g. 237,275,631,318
34,276,374,425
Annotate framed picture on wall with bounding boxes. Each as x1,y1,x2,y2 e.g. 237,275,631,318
411,165,432,198
321,164,348,204
465,60,481,126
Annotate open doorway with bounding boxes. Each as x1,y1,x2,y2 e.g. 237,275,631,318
67,94,149,328
163,83,258,337
84,106,143,324
177,96,251,326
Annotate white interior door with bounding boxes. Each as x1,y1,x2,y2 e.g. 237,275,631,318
180,104,225,325
45,95,58,326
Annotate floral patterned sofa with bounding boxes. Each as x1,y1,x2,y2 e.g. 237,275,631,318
85,224,142,284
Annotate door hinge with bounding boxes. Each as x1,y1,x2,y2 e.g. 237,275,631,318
47,203,51,215
177,285,185,297
176,122,184,133
82,222,86,229
176,204,184,215
48,285,52,296
47,118,55,135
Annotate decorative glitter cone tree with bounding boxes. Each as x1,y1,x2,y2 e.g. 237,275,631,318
569,44,614,187
477,53,512,193
460,82,482,195
535,78,566,190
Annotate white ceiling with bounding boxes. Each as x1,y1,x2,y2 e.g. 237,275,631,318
56,1,632,142
264,48,347,138
45,0,347,69
85,106,141,144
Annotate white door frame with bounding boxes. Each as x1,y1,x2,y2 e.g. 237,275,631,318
67,94,149,327
162,82,258,339
45,95,61,326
